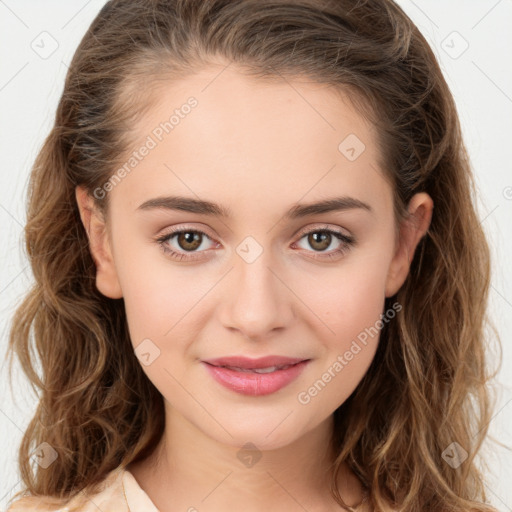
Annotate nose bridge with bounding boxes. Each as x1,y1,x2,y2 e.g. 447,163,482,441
220,235,293,339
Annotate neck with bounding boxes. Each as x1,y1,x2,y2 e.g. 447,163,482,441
127,405,366,512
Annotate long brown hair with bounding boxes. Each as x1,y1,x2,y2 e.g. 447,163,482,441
5,1,503,510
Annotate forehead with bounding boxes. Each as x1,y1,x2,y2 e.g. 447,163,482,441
108,63,392,219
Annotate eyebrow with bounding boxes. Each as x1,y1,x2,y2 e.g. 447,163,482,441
136,195,373,219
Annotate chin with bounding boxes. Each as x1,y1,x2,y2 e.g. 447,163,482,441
205,417,308,453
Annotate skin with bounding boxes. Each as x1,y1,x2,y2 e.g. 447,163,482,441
76,61,433,512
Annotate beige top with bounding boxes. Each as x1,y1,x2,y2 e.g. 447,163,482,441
7,467,385,511
6,466,160,512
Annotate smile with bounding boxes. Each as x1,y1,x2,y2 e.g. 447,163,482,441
216,363,295,373
202,358,310,396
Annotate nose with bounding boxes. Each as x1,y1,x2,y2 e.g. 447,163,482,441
218,249,295,342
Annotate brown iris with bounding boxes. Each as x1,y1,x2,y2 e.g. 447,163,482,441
177,231,202,251
307,231,332,251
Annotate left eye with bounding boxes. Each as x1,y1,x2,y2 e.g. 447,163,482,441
155,226,355,262
294,229,351,252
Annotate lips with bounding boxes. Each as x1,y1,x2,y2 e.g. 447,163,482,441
203,355,307,371
217,365,292,374
202,356,310,396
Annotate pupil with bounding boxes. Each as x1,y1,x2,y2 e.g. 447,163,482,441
179,232,201,251
310,231,330,250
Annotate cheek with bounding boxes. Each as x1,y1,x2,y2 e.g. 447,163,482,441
297,270,387,413
335,269,387,331
298,237,394,390
308,249,392,339
110,235,192,345
319,283,386,378
120,267,203,350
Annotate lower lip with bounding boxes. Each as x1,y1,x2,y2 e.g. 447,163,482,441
202,361,310,396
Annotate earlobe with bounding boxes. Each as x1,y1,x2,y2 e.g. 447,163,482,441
75,186,123,299
385,192,433,298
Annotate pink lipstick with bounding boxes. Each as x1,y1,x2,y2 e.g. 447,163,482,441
202,355,310,396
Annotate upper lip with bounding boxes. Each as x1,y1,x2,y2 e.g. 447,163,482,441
203,356,309,369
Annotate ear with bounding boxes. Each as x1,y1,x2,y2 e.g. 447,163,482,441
75,186,123,299
385,192,433,298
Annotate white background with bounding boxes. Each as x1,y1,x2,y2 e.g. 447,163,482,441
0,1,511,510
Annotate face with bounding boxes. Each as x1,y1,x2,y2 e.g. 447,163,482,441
77,63,432,451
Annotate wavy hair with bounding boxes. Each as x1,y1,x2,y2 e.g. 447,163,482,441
5,0,503,510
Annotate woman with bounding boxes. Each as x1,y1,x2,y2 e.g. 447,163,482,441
6,1,500,510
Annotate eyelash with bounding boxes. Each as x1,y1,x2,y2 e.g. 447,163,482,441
154,224,356,262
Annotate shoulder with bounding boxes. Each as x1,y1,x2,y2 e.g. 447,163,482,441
6,467,127,512
6,497,69,511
